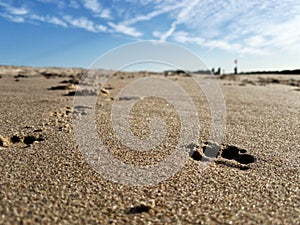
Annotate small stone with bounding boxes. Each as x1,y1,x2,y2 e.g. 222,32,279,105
100,89,110,96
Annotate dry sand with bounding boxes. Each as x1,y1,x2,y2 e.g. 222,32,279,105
0,67,299,224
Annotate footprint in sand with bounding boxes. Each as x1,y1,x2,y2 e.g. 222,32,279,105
221,145,256,165
0,132,45,148
48,84,76,90
190,141,256,170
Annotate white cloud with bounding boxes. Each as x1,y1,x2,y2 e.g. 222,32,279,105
0,13,24,23
98,8,111,19
0,2,28,15
36,0,66,9
122,2,183,25
4,9,107,32
172,31,266,55
159,22,177,41
158,0,200,41
82,0,101,13
81,0,111,19
108,22,143,37
152,0,300,55
48,17,68,27
64,15,96,32
63,15,107,32
1,0,300,57
69,0,80,9
261,16,300,53
95,24,107,32
30,14,68,27
111,0,187,39
8,7,28,15
30,14,45,21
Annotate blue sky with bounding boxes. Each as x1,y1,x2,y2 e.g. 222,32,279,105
0,0,300,72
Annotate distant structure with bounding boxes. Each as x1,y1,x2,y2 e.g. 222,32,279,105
211,67,221,75
234,59,238,74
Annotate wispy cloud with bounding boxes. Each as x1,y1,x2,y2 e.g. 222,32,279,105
0,13,24,23
36,0,66,9
82,0,101,13
257,15,300,54
1,0,300,56
64,15,107,32
81,0,111,19
29,13,108,32
69,0,80,9
8,7,28,15
111,0,187,38
0,2,28,15
157,0,200,41
154,0,300,55
30,14,68,27
97,8,111,19
108,22,143,37
121,2,183,26
172,31,266,55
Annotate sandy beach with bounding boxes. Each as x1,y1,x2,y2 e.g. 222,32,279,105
0,67,299,224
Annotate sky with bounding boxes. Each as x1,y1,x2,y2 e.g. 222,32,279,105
0,0,300,73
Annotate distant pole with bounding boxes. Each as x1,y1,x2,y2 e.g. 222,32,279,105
234,59,238,74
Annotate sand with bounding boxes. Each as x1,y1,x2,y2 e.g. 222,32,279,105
0,68,299,224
